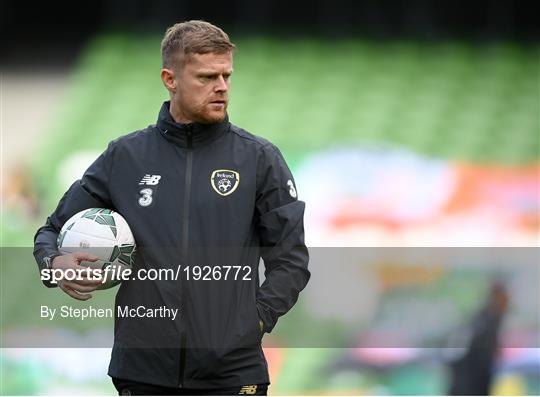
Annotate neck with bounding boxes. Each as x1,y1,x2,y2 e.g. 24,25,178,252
168,99,192,124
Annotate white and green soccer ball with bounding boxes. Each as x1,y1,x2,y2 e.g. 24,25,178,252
57,208,136,289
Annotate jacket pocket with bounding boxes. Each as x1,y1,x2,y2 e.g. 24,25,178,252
253,301,264,341
252,303,264,344
231,299,262,350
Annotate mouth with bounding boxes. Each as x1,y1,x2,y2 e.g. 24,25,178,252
209,100,226,106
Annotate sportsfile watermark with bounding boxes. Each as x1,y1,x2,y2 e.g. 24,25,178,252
40,264,253,284
1,247,539,348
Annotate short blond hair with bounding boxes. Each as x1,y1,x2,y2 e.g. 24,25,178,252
161,20,235,69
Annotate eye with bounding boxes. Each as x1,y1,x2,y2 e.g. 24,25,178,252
198,74,213,81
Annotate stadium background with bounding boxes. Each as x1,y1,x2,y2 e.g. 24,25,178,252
1,0,539,394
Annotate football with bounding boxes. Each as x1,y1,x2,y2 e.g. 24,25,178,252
57,208,136,289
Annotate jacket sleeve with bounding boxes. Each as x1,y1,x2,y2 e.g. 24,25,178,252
33,142,116,287
255,144,310,333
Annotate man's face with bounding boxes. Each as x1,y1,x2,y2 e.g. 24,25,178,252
172,51,233,124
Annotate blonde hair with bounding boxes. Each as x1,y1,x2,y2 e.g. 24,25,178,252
161,20,235,69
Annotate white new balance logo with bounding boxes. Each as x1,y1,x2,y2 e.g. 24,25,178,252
139,174,161,185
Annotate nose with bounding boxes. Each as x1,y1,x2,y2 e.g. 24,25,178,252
214,75,228,92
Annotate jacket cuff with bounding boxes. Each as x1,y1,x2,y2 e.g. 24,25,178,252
36,251,61,288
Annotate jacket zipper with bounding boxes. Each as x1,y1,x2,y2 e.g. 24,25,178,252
178,127,193,387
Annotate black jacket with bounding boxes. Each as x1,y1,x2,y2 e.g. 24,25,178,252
33,101,310,388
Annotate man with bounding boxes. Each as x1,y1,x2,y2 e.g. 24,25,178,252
34,20,310,395
447,282,509,395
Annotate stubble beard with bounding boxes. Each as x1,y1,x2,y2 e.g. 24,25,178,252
196,103,227,124
181,100,227,124
173,91,227,124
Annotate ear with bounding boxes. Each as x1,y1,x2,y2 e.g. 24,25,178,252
161,68,177,92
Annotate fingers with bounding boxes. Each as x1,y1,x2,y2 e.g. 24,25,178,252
51,254,93,272
72,252,99,262
66,262,92,272
59,282,93,301
67,275,103,287
62,279,101,293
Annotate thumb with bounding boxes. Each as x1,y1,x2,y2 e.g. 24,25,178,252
72,252,99,262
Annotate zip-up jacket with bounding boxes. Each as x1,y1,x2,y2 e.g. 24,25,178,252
33,101,310,388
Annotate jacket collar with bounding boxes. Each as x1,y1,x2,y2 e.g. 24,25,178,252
156,101,229,148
